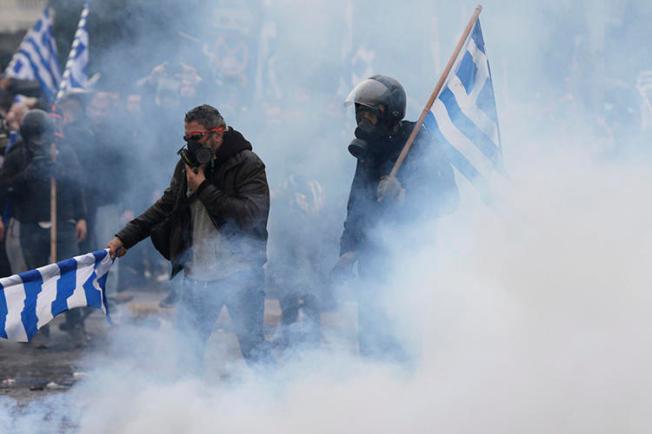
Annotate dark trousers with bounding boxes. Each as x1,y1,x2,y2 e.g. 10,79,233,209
279,291,321,348
357,252,407,362
176,269,269,373
20,221,82,330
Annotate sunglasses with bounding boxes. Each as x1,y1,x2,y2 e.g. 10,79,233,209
183,126,225,142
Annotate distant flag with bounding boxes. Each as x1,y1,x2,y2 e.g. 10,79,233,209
4,6,62,103
0,250,112,343
56,3,90,102
425,18,503,187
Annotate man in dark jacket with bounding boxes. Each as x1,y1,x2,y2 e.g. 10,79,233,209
333,75,459,361
0,109,88,345
107,104,270,370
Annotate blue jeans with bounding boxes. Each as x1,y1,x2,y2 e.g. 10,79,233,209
175,269,269,373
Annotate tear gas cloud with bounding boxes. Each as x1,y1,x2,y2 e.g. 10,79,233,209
4,0,652,432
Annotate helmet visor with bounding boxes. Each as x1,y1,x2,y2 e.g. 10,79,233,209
344,78,390,110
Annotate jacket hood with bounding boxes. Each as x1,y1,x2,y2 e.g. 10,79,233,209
214,127,252,165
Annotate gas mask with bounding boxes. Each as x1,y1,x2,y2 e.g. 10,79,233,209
348,106,392,160
177,138,213,169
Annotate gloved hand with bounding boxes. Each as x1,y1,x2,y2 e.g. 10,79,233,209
376,175,405,203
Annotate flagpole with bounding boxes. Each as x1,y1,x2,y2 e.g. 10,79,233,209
50,3,89,262
50,142,57,263
388,4,483,179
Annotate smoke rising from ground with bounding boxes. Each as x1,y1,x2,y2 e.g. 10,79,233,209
4,141,651,433
4,0,652,432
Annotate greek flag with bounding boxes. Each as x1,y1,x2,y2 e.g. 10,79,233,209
4,7,62,103
0,250,112,343
426,19,502,186
56,3,90,101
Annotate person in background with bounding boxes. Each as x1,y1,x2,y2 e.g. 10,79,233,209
0,109,88,346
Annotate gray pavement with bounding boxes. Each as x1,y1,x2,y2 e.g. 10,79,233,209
0,288,358,404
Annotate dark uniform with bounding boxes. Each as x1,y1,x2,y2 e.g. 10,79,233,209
337,75,458,360
0,109,88,342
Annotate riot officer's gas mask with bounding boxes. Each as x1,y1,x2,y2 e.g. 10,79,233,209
349,104,393,161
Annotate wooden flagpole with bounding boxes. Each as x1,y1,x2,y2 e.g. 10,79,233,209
388,4,483,179
50,141,57,263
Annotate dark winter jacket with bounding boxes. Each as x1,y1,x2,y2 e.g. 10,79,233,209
0,139,87,223
340,120,458,256
116,127,270,277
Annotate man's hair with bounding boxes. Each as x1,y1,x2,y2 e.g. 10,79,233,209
184,104,225,129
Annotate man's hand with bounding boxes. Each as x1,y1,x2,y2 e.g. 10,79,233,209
377,175,405,203
107,237,126,259
185,164,206,193
75,219,87,242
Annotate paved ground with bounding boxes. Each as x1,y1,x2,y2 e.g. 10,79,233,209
0,288,358,404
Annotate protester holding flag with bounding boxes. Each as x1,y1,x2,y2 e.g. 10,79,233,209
0,109,88,345
333,75,458,361
107,104,271,371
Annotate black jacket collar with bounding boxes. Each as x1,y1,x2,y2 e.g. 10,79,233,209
213,127,252,167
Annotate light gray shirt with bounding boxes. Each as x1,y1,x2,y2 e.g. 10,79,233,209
184,193,250,281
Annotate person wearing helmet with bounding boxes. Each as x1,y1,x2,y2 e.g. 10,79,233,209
333,75,459,361
0,109,89,346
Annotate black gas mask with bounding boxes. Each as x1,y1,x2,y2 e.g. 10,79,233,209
178,138,213,169
349,105,392,160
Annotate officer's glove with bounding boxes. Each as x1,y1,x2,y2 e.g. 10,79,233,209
377,175,405,203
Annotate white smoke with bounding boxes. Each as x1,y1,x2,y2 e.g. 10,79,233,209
5,137,652,433
4,1,652,432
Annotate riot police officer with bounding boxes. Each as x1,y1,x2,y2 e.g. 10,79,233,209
333,75,459,360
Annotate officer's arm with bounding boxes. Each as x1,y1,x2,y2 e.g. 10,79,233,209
340,161,366,255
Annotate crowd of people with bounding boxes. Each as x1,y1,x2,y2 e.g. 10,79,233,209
0,56,461,370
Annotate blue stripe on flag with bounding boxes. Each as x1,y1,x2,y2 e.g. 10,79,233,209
26,36,58,86
40,31,60,79
17,49,52,101
456,51,477,95
51,258,77,318
471,21,485,54
74,42,86,59
477,78,499,127
19,269,44,340
13,59,24,74
69,75,82,89
438,86,501,164
0,283,8,339
83,252,105,309
424,112,481,182
94,251,112,320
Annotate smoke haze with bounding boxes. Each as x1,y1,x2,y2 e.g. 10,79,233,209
3,0,652,432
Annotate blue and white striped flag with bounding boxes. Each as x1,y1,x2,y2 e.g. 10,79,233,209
425,19,503,187
0,250,112,342
4,6,62,103
56,3,90,102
